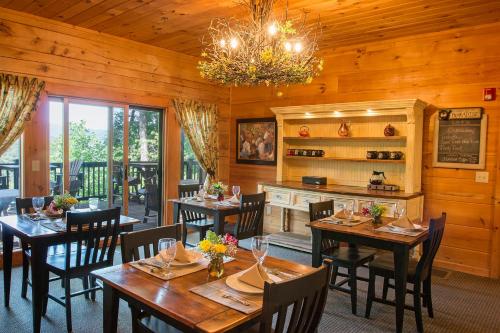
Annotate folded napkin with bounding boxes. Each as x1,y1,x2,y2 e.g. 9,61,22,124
393,216,414,229
238,263,273,289
229,195,240,204
174,241,192,263
334,209,350,219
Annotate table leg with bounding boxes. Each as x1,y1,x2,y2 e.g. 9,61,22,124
2,227,13,307
30,242,48,333
393,245,409,333
213,211,225,235
311,228,322,268
103,284,119,333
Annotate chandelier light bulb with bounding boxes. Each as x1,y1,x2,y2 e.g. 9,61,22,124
284,41,292,52
293,42,303,53
230,37,239,49
268,23,278,36
219,39,226,48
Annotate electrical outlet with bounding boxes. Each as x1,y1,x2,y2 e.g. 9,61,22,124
266,205,272,215
475,171,489,183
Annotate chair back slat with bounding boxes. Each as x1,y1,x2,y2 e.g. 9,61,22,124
309,201,337,251
15,196,54,215
259,261,331,333
178,184,206,222
233,192,266,240
416,212,446,280
65,207,121,271
120,224,181,263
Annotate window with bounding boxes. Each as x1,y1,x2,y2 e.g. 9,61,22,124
180,131,205,184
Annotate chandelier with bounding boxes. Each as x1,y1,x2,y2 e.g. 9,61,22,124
198,0,323,87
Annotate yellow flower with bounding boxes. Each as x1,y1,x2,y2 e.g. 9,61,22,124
213,244,227,254
260,48,273,63
199,239,212,252
305,77,313,84
248,64,256,73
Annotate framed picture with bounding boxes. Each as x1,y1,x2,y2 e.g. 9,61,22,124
236,117,277,165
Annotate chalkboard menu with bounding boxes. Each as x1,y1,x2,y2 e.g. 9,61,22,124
433,108,487,169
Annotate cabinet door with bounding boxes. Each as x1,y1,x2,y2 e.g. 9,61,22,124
265,188,291,206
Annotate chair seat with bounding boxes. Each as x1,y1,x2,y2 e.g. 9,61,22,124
322,246,376,266
185,219,214,229
24,244,85,258
139,315,183,333
369,253,419,279
44,250,104,276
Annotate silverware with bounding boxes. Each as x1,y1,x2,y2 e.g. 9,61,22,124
137,260,164,269
266,268,298,279
222,294,250,306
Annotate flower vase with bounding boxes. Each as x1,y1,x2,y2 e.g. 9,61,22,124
208,256,224,278
371,216,382,230
217,192,224,201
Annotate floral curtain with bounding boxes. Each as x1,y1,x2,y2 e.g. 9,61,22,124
173,98,218,188
0,73,45,155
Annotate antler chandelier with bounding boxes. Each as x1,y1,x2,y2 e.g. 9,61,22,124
198,0,323,87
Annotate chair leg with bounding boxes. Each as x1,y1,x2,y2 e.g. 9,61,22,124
90,276,97,301
42,270,50,316
21,247,29,299
423,277,434,318
365,270,375,319
382,277,390,301
348,267,357,315
83,277,89,299
130,305,142,333
413,282,424,333
64,277,73,333
199,227,208,242
329,265,339,289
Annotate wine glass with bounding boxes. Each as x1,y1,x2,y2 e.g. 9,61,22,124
394,203,406,218
344,202,354,221
32,197,45,217
251,236,269,265
232,185,241,198
158,238,177,278
88,198,99,211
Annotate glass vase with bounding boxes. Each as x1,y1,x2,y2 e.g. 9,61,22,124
208,256,224,278
217,192,224,201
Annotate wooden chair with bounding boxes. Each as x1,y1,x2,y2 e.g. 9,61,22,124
225,192,266,241
365,213,447,333
178,183,214,245
43,207,122,332
143,183,159,224
120,224,182,333
309,200,376,315
16,196,54,299
245,259,332,333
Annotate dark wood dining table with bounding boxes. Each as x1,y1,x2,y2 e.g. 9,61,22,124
310,217,428,333
0,213,140,333
92,250,314,333
170,198,245,240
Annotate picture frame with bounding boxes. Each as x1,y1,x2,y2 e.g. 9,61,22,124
236,117,277,165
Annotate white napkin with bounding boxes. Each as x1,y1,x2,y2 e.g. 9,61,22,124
238,263,273,289
334,209,349,219
174,241,192,263
229,195,240,204
393,216,414,229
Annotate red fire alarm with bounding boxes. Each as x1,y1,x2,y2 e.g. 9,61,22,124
484,88,496,101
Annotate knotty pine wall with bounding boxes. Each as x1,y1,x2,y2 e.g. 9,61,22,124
230,22,500,278
0,7,230,223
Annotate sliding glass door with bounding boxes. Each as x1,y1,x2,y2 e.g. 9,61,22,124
49,98,163,228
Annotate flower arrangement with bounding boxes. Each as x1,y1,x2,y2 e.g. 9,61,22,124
362,204,386,224
198,231,238,278
52,193,78,211
210,181,228,201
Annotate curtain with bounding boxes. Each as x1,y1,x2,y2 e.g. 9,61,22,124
173,98,219,189
0,74,45,155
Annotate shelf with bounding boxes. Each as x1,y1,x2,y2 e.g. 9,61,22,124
284,156,405,164
283,136,406,141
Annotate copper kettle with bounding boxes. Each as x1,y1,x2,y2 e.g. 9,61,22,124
338,121,350,137
299,125,310,137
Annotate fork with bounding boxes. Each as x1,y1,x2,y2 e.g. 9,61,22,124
222,294,250,306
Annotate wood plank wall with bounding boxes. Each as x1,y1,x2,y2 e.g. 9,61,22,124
229,22,500,278
0,7,230,223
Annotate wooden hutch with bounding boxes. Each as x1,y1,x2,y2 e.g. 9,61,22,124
258,99,427,236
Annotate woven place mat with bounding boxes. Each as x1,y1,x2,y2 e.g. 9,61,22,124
40,219,66,232
319,215,372,227
130,256,235,281
190,267,301,314
375,225,428,237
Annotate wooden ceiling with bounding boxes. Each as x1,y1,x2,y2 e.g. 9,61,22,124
1,0,500,56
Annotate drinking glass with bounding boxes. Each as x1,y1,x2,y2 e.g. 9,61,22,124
251,236,269,265
232,185,241,197
32,197,45,216
344,202,354,221
158,238,177,278
394,203,406,218
89,198,99,211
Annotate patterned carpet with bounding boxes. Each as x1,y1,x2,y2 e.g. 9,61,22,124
0,239,499,333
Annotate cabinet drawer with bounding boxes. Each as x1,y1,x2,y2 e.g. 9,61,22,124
266,189,291,205
357,199,375,213
376,201,398,217
293,193,321,209
333,199,355,213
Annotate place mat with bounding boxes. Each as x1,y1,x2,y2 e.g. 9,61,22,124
40,219,66,232
190,267,301,314
130,256,235,281
375,225,428,237
215,200,239,207
319,215,372,227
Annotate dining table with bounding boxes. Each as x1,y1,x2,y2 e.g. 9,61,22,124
310,216,429,333
0,212,140,333
92,250,314,333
